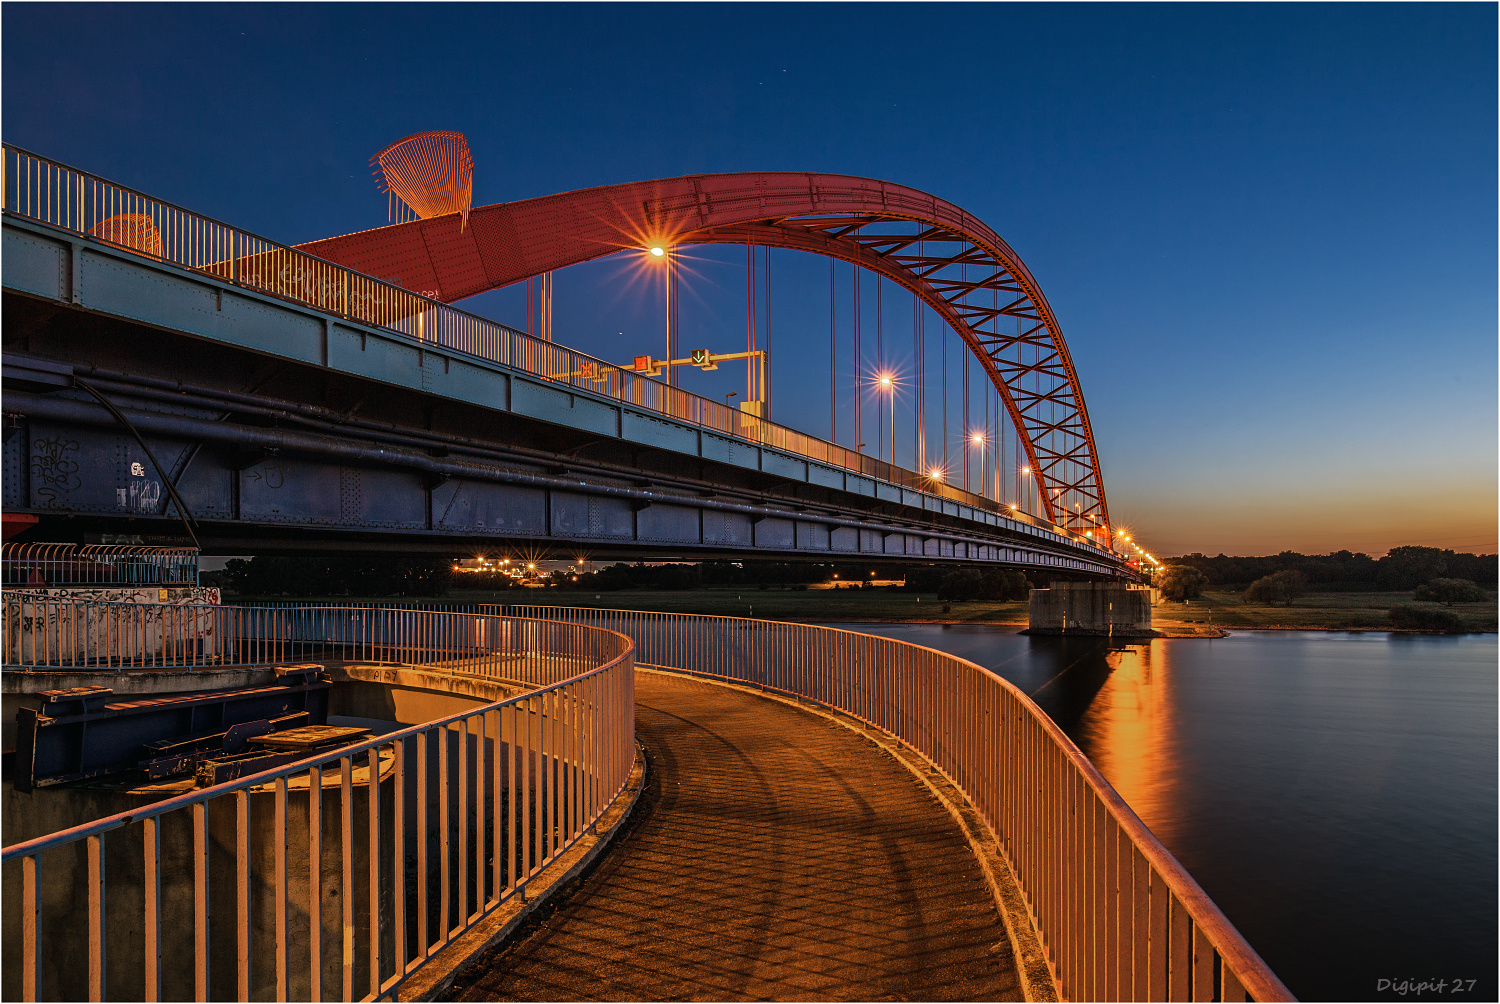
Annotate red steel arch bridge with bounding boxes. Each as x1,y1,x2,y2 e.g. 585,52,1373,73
300,171,1112,544
1,143,1139,577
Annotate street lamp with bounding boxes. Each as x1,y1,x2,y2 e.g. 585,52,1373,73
968,431,986,499
645,245,673,392
877,372,895,462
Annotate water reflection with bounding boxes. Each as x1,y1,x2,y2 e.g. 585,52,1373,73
819,624,1498,1002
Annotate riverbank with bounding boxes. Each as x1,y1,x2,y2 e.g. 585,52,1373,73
1151,589,1496,634
268,586,1489,635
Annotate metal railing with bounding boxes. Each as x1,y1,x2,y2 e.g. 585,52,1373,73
1,606,636,1002
0,143,1118,562
2,595,619,674
2,543,200,588
508,606,1295,1002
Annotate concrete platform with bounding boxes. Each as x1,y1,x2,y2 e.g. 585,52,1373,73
446,671,1026,1002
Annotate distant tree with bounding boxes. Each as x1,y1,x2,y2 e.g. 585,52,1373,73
1375,546,1449,591
1412,578,1489,606
982,568,1034,602
938,570,985,602
1388,605,1464,633
936,568,1032,603
1243,570,1308,607
903,567,948,592
1157,565,1208,601
1274,569,1308,604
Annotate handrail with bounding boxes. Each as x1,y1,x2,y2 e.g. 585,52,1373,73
3,595,597,672
0,142,1119,564
0,636,626,859
2,542,200,587
505,605,1295,1002
1,604,637,1002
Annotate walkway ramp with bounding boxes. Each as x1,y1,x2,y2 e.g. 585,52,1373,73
450,671,1023,1001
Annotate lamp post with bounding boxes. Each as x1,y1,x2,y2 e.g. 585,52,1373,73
878,372,895,463
970,432,985,500
647,244,671,389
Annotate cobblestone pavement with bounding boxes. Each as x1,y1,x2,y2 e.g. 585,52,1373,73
449,671,1022,1001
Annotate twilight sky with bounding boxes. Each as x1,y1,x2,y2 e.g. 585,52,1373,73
4,3,1494,557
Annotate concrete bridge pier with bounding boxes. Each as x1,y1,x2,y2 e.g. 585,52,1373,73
1027,581,1153,637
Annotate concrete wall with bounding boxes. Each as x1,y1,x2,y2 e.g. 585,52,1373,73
5,586,223,677
1027,582,1152,636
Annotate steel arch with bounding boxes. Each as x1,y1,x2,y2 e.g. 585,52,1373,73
297,173,1110,539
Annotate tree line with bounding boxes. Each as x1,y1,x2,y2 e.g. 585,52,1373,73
1161,546,1495,592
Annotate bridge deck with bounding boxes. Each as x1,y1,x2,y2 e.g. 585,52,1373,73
448,671,1023,1001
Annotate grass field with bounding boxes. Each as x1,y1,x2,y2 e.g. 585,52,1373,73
448,585,1498,633
1150,590,1497,633
230,584,1497,633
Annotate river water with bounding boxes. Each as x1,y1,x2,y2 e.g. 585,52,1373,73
818,625,1497,1002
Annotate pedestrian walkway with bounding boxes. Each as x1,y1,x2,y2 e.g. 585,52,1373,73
448,670,1024,1001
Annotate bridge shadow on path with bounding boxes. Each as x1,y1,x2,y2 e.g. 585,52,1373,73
447,671,1023,1002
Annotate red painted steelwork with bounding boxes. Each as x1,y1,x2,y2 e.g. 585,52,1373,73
371,131,474,228
296,174,1110,538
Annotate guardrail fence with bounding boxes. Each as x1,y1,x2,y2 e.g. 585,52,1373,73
2,543,199,588
508,606,1294,1003
2,607,636,1002
3,597,598,674
1,142,1117,560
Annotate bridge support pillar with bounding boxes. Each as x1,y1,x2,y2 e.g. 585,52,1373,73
1027,582,1153,637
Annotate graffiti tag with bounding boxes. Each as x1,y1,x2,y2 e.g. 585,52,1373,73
31,436,81,505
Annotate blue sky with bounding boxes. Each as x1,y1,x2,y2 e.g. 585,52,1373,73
5,3,1494,556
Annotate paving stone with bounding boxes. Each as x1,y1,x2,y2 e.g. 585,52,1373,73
450,672,1022,1002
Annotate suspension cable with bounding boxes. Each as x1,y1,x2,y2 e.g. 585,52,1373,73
853,268,861,452
876,278,884,462
747,244,756,403
913,244,925,473
962,342,970,492
764,246,771,421
829,256,836,443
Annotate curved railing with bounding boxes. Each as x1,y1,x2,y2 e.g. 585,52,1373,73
1,605,636,1002
508,606,1295,1003
3,595,589,674
2,542,200,588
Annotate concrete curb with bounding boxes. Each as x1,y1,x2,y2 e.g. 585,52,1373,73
637,666,1061,1003
397,744,647,1002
